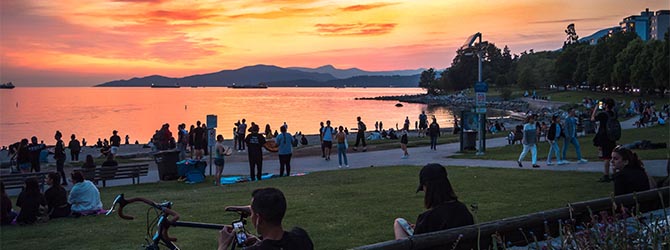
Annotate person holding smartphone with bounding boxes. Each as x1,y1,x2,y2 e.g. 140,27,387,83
393,164,474,249
591,98,618,182
218,188,313,250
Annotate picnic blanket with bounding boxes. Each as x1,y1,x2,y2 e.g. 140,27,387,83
219,172,309,185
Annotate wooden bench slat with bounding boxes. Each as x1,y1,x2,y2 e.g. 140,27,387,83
75,163,150,187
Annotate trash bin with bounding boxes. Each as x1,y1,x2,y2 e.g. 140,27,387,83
462,130,478,151
153,149,180,180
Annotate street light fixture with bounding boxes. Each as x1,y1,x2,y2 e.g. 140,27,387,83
461,32,488,155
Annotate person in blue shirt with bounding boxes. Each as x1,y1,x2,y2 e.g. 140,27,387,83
321,120,335,161
276,125,294,177
546,114,566,165
562,109,588,164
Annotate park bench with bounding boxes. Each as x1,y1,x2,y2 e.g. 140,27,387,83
0,171,53,191
77,163,149,187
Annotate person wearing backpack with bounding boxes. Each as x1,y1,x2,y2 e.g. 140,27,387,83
591,98,620,182
353,116,367,152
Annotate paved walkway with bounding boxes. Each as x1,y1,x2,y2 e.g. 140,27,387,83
10,117,666,195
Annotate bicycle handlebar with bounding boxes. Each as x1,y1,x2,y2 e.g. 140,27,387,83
224,205,251,218
107,194,180,242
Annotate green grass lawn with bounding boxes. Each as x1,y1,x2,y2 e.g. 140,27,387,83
367,132,507,151
451,125,669,161
534,89,669,107
1,165,611,250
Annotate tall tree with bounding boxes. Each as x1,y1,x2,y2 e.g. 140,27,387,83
651,30,669,93
630,41,656,94
611,38,643,87
418,68,438,95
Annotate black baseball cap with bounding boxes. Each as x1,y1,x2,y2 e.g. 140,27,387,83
416,163,448,193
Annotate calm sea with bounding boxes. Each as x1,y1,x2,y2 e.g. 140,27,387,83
0,87,455,146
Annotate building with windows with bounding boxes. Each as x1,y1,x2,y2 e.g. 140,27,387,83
619,8,654,41
650,10,670,40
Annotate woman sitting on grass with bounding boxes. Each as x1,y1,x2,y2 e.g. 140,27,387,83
16,178,47,224
393,164,474,248
1,181,17,225
45,172,71,219
68,171,102,216
610,146,653,196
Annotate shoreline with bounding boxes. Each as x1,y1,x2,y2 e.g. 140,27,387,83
356,93,530,112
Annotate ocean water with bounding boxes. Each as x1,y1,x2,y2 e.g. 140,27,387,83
0,87,456,146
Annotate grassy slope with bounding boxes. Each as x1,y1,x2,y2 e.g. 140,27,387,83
1,166,610,250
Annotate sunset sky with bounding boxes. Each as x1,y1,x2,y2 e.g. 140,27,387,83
1,0,667,86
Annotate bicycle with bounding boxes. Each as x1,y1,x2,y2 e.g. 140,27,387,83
106,193,254,250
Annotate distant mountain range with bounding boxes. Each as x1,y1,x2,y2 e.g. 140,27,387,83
96,64,423,87
287,65,424,79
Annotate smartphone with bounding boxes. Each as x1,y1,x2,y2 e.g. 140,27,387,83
232,220,247,246
597,101,603,110
397,218,414,236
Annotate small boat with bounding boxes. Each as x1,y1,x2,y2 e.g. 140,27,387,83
395,103,404,107
228,83,268,89
151,83,180,88
1,82,15,89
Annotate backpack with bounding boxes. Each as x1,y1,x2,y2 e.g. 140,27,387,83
359,122,367,132
606,111,621,141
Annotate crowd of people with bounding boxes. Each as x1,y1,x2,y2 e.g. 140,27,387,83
1,171,104,225
2,97,667,249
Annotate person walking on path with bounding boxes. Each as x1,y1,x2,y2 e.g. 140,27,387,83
353,116,367,152
592,98,618,182
400,129,409,159
245,124,266,181
335,126,349,168
562,108,588,164
403,116,410,131
237,119,247,151
321,120,335,161
428,117,440,151
518,115,540,168
276,125,294,176
68,134,81,162
54,131,68,185
319,121,325,158
109,130,121,156
418,111,428,137
546,115,565,165
214,135,226,186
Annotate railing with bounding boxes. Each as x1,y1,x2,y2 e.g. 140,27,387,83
354,187,669,250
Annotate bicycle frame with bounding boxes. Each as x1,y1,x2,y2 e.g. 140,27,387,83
107,194,249,250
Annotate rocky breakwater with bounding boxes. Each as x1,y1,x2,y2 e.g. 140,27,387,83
357,93,529,112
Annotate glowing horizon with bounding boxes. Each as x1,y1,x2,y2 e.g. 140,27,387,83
0,0,666,86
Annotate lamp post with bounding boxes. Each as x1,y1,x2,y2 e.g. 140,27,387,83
461,33,488,155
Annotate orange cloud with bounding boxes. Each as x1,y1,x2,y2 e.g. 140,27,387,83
147,10,219,21
341,2,398,12
111,0,165,3
227,7,322,19
314,23,397,36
